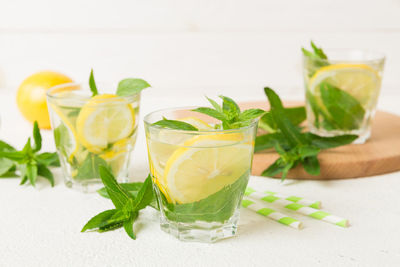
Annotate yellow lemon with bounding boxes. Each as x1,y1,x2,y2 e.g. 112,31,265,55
163,133,252,204
76,94,135,153
17,71,73,129
309,64,381,108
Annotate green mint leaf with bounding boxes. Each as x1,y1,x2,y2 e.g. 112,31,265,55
238,109,266,122
264,87,306,146
21,137,33,156
131,175,153,211
302,155,320,175
152,119,198,131
123,211,139,240
19,164,27,185
54,123,72,158
35,152,60,167
89,69,99,97
98,182,143,199
259,106,306,132
306,133,357,149
311,41,327,59
297,145,320,160
0,151,25,162
254,133,288,152
99,166,131,210
320,82,365,130
116,79,150,97
74,154,108,180
192,107,227,122
81,209,118,232
26,162,38,186
0,140,16,152
220,95,241,120
206,96,223,113
0,158,15,176
261,158,287,177
32,121,42,152
37,164,55,187
165,171,249,223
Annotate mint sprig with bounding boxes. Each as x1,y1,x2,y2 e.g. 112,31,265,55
152,95,265,131
89,69,150,97
81,167,154,239
256,88,357,180
89,69,98,97
0,121,60,186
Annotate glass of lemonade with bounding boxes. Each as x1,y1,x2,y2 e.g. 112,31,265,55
144,108,258,243
303,50,385,143
47,83,140,192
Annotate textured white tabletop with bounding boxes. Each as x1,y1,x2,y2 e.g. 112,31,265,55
0,90,399,267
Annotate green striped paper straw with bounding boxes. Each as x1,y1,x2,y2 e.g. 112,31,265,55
245,189,349,228
246,187,321,209
242,197,303,229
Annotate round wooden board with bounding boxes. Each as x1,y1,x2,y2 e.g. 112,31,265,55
239,101,400,180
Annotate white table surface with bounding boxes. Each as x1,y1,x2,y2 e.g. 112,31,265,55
0,89,400,267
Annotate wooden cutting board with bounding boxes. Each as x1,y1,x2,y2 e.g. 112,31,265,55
239,101,400,180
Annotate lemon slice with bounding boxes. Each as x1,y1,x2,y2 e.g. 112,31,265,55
179,117,212,130
163,133,252,204
309,64,381,107
76,94,135,153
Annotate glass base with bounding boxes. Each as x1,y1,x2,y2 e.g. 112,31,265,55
309,126,371,144
159,210,240,243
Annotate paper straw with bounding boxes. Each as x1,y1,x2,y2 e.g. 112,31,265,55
246,187,321,209
245,189,349,228
242,198,303,229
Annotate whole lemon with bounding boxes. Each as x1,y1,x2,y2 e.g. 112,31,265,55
16,71,73,129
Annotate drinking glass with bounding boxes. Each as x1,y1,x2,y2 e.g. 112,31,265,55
47,83,140,192
303,50,385,143
144,107,258,242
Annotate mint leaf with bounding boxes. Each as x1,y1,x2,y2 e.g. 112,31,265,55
0,158,15,176
255,133,288,152
131,175,153,211
0,140,16,152
98,182,143,199
89,69,98,97
81,209,119,232
306,133,357,149
302,155,320,175
123,211,139,240
320,82,365,130
259,106,306,132
74,154,108,180
152,119,198,131
26,162,38,186
32,121,42,152
311,41,327,59
35,152,60,167
192,107,227,122
264,87,306,146
165,171,249,223
37,164,55,187
116,79,150,97
206,96,223,113
220,95,241,120
238,109,266,122
99,166,131,210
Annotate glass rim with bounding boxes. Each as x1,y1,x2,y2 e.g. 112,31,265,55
46,82,140,106
302,48,385,64
144,106,259,134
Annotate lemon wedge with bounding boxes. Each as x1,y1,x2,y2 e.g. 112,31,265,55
309,64,381,107
76,94,135,153
163,133,252,204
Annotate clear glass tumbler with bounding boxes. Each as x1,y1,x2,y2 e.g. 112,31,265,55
303,50,385,143
47,83,140,192
144,107,258,242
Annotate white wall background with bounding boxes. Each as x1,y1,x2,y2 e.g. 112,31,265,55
0,0,399,99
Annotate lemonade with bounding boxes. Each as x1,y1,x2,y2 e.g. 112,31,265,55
47,82,142,192
303,43,385,143
144,108,258,242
